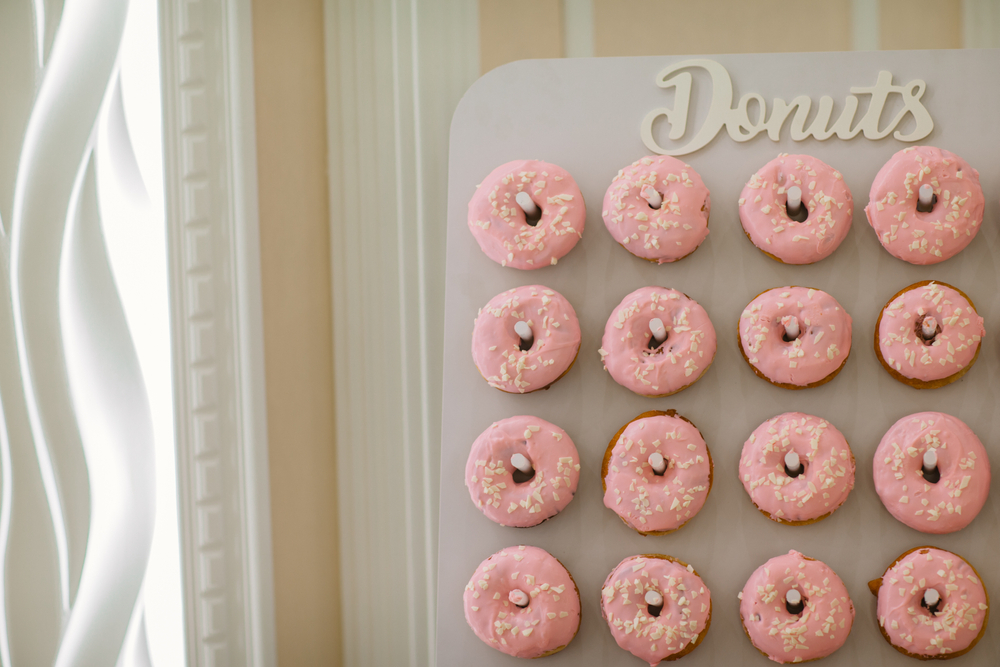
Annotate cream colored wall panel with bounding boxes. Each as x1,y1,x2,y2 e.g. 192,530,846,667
479,0,563,73
881,0,962,50
594,0,852,56
251,0,341,665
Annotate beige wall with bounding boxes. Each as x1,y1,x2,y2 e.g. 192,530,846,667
251,0,341,665
594,0,852,56
479,0,565,72
881,0,962,49
481,0,965,73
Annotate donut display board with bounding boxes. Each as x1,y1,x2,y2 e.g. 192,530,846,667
438,50,1000,666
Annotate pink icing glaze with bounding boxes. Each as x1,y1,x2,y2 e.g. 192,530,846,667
599,287,717,397
877,281,984,383
739,286,852,387
466,416,580,528
602,155,711,263
464,545,580,658
603,413,712,534
865,146,985,264
468,160,585,269
739,154,853,265
873,412,991,534
877,547,988,657
740,550,855,663
740,413,855,523
472,285,581,393
601,555,711,665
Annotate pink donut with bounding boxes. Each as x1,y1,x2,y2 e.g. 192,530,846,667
602,155,711,263
602,411,712,535
873,412,990,534
464,545,581,658
601,554,712,665
472,285,581,394
739,413,855,524
876,281,984,388
875,547,989,658
865,146,985,264
738,286,852,388
599,287,717,397
468,160,585,269
466,416,580,528
739,154,853,264
740,550,855,664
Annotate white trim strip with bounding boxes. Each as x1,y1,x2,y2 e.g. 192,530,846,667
852,0,880,51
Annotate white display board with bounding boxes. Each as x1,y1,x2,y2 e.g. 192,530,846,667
438,50,1000,666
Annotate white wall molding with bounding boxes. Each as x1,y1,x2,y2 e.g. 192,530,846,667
963,0,1000,47
852,0,880,50
324,0,477,664
159,0,275,665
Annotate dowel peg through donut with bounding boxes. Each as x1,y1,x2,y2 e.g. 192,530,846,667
780,315,799,341
640,184,662,209
785,588,804,614
784,451,803,477
918,184,934,210
923,448,937,470
921,316,938,340
514,321,533,350
648,452,666,475
511,453,533,475
786,186,802,213
923,588,940,611
509,589,530,607
515,191,539,218
649,317,667,343
644,590,663,606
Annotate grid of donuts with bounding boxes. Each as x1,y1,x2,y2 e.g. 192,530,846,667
462,147,994,662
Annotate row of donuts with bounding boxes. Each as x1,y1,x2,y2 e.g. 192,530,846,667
464,544,989,663
467,147,988,269
468,410,991,536
472,281,985,395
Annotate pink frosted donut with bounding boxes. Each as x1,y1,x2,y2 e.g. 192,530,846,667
874,547,989,658
740,413,855,525
472,285,581,394
602,411,712,535
464,545,581,658
602,155,711,263
599,287,716,397
738,286,852,389
865,146,985,264
738,154,853,264
468,160,585,269
875,281,984,388
873,412,990,534
601,554,712,665
465,416,580,528
740,550,855,664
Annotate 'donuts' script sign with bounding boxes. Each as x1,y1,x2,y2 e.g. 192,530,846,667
641,59,933,156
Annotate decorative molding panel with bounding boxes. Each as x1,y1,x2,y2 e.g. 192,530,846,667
160,0,275,665
324,0,477,664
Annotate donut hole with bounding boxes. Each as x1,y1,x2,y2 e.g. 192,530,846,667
921,591,943,615
522,200,542,227
921,464,941,484
784,460,805,479
517,331,534,352
916,192,938,214
915,315,942,345
785,596,806,615
646,190,663,210
785,200,809,222
781,326,802,343
647,601,663,617
512,466,535,485
647,332,667,351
